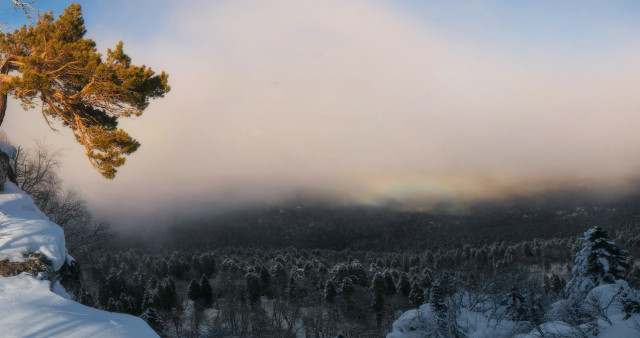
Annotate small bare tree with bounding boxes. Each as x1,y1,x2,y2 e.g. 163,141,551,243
14,140,110,253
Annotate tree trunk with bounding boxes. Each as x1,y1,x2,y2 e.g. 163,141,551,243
0,55,18,127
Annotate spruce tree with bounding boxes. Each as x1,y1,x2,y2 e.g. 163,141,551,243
163,278,178,310
199,254,216,277
259,265,272,298
384,271,396,295
370,273,386,327
324,280,337,303
429,278,450,336
141,290,154,312
339,277,355,299
398,273,411,297
408,281,424,308
246,272,261,307
186,279,201,303
199,275,213,308
348,260,368,286
502,288,526,321
191,256,202,277
106,297,120,312
0,4,170,178
565,226,631,298
288,274,300,302
141,307,164,335
271,262,288,291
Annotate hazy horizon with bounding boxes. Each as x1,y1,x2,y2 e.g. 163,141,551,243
2,0,640,230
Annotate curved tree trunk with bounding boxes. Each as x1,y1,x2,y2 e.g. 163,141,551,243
0,56,18,127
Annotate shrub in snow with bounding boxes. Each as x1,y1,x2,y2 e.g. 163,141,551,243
565,227,630,299
502,288,527,321
141,307,164,335
429,274,461,337
619,284,640,319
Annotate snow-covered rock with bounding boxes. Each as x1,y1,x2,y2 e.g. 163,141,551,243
0,181,158,337
388,282,640,338
387,303,522,338
0,274,157,337
0,182,66,270
0,141,18,159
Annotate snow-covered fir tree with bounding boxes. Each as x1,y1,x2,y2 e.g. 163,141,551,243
565,227,631,298
370,272,386,327
141,307,164,335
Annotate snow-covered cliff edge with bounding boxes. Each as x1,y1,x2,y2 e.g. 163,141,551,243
0,181,158,337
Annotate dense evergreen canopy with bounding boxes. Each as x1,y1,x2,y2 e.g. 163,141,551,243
0,4,169,178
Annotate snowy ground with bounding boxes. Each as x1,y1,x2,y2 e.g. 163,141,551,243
0,274,157,337
0,181,157,337
387,282,640,338
0,182,66,270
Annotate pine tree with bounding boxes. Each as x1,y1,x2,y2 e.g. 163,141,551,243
199,275,213,308
565,227,631,298
0,4,170,178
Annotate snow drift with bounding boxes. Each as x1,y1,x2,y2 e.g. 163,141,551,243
0,181,158,337
387,281,640,338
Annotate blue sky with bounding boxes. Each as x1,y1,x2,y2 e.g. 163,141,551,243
395,1,640,49
3,1,639,50
2,1,638,68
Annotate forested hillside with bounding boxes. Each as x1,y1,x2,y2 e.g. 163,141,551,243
131,186,640,254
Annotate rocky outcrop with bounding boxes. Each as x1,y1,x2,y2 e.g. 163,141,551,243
58,257,94,305
0,252,53,279
0,252,92,305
